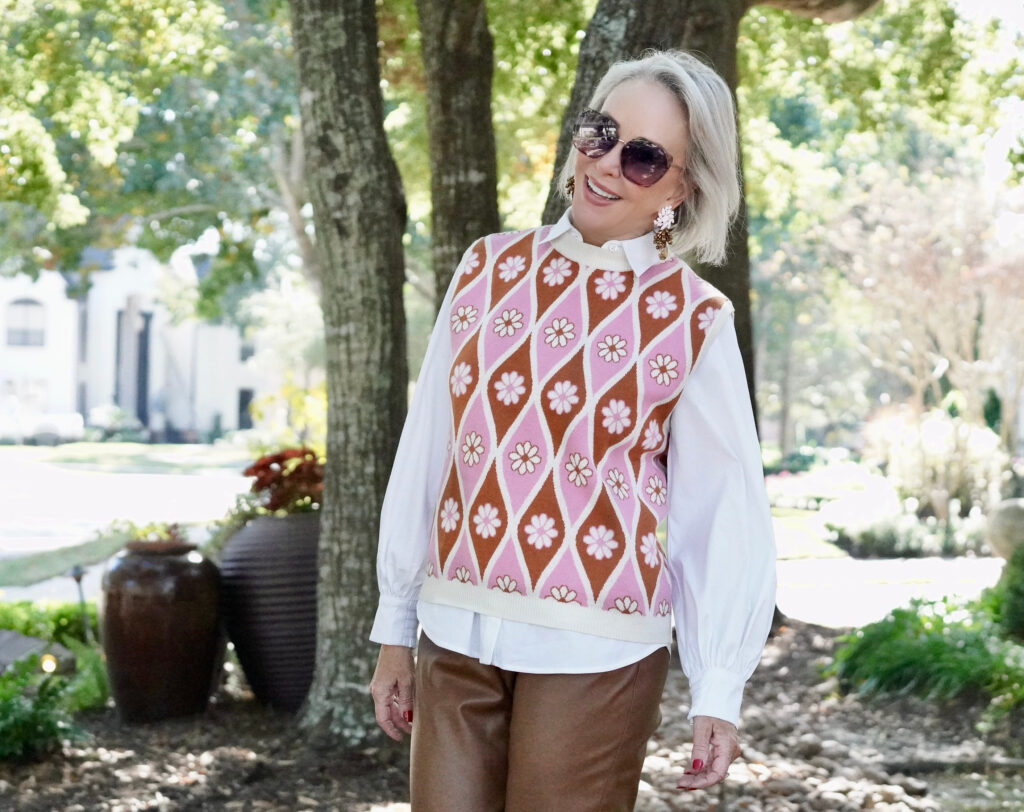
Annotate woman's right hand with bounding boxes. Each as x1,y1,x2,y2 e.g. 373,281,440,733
369,644,416,741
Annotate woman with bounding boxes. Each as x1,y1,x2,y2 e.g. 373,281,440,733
369,49,776,810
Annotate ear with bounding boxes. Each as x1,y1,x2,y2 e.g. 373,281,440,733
666,175,690,211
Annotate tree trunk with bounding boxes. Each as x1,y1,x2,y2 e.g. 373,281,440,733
289,0,408,746
415,0,501,308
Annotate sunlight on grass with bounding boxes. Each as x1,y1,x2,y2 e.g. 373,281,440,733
39,442,253,474
771,508,847,560
0,531,132,587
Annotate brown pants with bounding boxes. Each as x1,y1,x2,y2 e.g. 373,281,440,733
410,633,670,812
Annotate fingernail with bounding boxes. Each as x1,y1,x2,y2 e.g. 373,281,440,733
402,710,413,723
691,758,704,771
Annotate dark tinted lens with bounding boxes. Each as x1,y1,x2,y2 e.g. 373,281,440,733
621,139,670,187
572,110,617,158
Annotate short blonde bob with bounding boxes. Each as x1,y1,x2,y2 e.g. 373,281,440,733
557,50,741,266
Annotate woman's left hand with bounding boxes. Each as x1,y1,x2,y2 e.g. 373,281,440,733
675,715,741,791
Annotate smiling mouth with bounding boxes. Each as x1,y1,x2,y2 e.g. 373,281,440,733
586,176,621,201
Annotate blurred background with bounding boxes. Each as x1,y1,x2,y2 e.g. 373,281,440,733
0,0,1022,621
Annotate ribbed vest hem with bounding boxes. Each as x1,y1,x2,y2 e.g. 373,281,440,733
418,577,673,645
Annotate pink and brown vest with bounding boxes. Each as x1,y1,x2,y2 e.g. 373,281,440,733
418,225,731,643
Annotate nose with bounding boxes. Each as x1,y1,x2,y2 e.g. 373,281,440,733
593,141,623,177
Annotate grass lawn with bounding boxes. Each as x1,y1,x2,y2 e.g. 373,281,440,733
0,530,133,587
771,507,847,560
36,442,253,474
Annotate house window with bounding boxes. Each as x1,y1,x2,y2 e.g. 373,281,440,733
238,389,254,430
6,299,45,346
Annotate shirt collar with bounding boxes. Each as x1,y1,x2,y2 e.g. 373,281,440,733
543,207,664,274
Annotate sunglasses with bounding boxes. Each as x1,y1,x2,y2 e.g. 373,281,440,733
571,108,681,187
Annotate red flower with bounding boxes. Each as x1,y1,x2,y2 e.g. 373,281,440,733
244,447,324,513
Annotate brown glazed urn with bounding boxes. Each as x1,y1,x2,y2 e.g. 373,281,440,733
218,513,319,712
100,541,226,723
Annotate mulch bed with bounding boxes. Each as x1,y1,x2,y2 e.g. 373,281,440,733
2,620,1022,811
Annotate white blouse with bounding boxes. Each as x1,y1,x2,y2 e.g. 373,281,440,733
370,214,777,727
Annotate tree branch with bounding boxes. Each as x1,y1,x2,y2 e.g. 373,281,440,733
753,0,882,22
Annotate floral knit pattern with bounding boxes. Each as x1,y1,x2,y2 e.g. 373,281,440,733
419,226,730,642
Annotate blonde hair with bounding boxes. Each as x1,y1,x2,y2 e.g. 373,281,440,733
557,50,741,265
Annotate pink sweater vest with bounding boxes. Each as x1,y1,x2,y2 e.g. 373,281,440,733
418,225,731,643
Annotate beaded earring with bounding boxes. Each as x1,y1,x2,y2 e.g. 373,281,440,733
565,177,575,198
653,205,675,260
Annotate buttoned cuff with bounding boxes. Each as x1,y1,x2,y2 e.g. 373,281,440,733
368,594,419,648
685,667,747,727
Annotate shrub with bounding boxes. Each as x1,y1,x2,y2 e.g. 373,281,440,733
826,510,988,558
863,406,1007,516
0,600,99,648
829,595,1024,727
0,655,82,762
998,545,1024,642
60,639,109,713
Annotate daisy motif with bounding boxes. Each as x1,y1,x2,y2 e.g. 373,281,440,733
645,290,678,319
493,308,523,338
642,419,663,450
658,600,671,616
454,566,471,583
498,255,527,282
583,525,618,560
546,380,580,415
605,468,629,500
543,317,575,348
697,305,720,332
649,353,679,386
614,596,639,614
462,431,484,465
525,513,558,549
601,399,632,434
597,334,628,363
440,498,461,533
645,475,668,506
565,452,593,487
594,270,626,300
495,575,518,593
463,251,480,275
450,304,478,333
549,585,578,603
449,362,472,397
640,533,661,568
494,371,526,405
542,256,573,286
508,441,541,475
473,503,501,538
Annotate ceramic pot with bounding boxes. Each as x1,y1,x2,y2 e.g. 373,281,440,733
219,513,319,711
101,542,225,722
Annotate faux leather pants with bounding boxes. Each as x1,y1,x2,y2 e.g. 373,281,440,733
410,633,670,812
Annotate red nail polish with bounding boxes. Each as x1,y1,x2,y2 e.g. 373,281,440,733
692,758,704,771
402,710,413,723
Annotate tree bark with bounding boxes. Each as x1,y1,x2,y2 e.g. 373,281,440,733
289,0,408,745
415,0,501,308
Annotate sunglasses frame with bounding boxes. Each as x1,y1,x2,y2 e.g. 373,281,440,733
571,108,681,188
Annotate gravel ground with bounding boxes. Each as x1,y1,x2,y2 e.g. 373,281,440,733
1,620,1022,811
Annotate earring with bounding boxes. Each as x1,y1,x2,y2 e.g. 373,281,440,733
653,205,675,260
565,177,575,198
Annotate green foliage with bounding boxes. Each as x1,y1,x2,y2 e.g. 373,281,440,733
829,595,1024,727
0,0,229,233
826,512,987,558
998,545,1024,643
0,655,81,762
60,639,109,714
0,600,99,649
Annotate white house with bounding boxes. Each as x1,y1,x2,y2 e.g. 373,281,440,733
0,247,274,442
